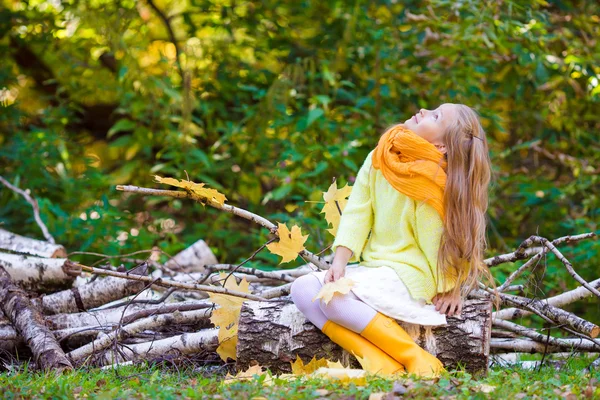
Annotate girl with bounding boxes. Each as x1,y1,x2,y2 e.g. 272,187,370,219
290,103,497,378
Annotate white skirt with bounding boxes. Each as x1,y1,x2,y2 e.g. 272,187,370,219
311,264,448,327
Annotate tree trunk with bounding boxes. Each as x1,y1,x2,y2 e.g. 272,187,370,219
236,298,492,375
0,253,75,292
0,229,67,258
0,266,72,371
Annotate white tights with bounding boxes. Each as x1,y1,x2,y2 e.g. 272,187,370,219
290,273,377,334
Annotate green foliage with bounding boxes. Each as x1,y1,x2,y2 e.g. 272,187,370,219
0,1,598,320
0,355,598,399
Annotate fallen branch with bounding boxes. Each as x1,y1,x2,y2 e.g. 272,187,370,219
0,266,72,371
0,175,56,243
494,278,600,321
93,328,219,366
46,299,213,331
497,252,543,292
480,287,600,338
490,337,600,353
492,318,597,350
485,232,596,267
68,308,213,363
203,264,296,283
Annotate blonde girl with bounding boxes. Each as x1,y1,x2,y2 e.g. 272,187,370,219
290,103,497,378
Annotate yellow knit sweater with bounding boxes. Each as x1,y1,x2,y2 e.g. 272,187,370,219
331,149,458,304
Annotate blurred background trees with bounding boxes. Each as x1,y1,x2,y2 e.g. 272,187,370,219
1,1,598,318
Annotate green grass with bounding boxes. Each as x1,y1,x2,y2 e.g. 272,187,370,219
0,354,598,399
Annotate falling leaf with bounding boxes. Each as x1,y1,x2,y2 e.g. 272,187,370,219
207,273,251,361
320,180,352,237
266,222,309,264
153,175,227,206
312,277,355,305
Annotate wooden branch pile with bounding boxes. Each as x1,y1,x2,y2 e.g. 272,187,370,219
0,226,598,376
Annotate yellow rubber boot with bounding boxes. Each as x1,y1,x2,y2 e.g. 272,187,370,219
322,320,405,376
359,313,446,378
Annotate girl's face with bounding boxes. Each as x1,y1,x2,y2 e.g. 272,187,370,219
404,103,459,147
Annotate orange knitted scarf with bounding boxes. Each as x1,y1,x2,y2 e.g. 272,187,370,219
372,125,448,218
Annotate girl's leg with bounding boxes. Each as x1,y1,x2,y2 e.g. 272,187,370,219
290,274,328,330
316,289,378,334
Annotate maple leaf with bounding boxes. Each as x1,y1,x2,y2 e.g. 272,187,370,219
290,355,329,375
320,180,352,237
312,277,355,305
265,222,309,264
207,273,251,361
326,360,347,369
153,175,227,206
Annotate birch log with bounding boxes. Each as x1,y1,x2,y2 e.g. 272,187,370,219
0,266,72,371
0,314,25,354
33,264,148,314
68,309,213,363
236,298,493,375
0,253,75,292
491,338,600,353
491,290,599,338
47,299,213,330
92,328,219,366
0,229,66,258
165,239,218,273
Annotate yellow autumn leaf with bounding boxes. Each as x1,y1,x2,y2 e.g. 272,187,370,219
153,175,227,206
223,364,274,386
207,273,251,361
290,355,329,375
326,359,347,369
320,180,352,237
265,222,309,264
312,277,355,305
310,367,368,386
216,327,238,363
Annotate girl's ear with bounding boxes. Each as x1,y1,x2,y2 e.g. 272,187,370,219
434,144,447,154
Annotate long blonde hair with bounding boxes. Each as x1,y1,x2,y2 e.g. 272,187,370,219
436,105,500,309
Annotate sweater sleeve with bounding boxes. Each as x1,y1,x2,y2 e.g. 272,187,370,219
331,150,374,264
415,203,459,294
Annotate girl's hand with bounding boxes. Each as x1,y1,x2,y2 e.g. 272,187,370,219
324,263,346,284
432,290,463,317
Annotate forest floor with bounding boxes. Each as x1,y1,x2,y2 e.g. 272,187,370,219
0,353,598,399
